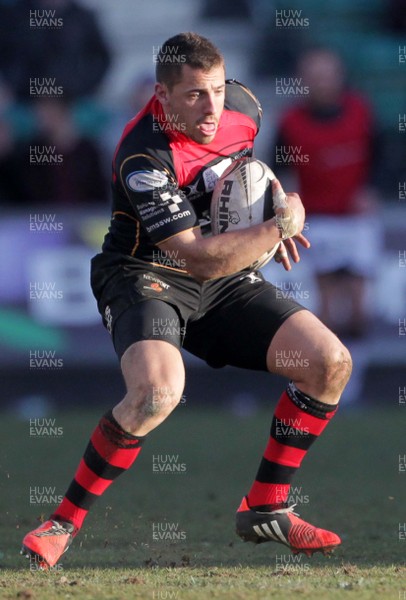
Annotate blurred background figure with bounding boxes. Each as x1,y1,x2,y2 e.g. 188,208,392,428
22,98,108,205
386,0,406,32
126,74,155,116
271,48,383,339
0,0,111,102
0,116,24,204
0,75,25,204
101,72,155,160
0,0,112,205
201,0,251,20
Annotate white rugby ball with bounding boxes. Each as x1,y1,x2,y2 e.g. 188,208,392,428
210,157,282,269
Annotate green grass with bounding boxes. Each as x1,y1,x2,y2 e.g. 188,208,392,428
0,406,404,599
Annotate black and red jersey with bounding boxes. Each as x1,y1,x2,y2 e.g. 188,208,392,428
101,80,262,265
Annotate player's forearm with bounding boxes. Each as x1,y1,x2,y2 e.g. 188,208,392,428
158,192,305,281
187,218,281,281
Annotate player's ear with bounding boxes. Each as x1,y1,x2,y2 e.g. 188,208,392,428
155,82,170,106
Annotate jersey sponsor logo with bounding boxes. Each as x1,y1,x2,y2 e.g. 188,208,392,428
167,195,183,213
138,191,185,224
145,210,192,234
145,282,163,293
139,205,165,221
233,147,252,160
202,152,251,193
142,273,170,293
157,191,184,213
202,158,233,192
126,170,169,192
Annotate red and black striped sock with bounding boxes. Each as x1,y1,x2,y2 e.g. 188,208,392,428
247,382,338,511
51,410,145,532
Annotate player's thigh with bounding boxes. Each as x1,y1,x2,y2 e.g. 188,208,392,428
184,280,304,371
266,310,352,395
114,301,185,399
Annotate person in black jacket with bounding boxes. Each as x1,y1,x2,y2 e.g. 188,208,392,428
0,0,110,101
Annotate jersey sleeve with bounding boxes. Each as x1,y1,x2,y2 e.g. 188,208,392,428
224,79,263,133
118,153,199,245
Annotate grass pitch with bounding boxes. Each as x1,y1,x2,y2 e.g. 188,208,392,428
0,404,404,599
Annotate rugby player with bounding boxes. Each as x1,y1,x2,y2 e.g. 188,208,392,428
22,32,352,568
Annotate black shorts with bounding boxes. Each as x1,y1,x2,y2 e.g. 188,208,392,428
91,253,305,371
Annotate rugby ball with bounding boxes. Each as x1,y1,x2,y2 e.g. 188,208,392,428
210,157,282,269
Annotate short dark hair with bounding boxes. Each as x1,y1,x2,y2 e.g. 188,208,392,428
155,32,224,89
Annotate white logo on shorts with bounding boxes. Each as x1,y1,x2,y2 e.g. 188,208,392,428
105,305,113,334
240,272,262,284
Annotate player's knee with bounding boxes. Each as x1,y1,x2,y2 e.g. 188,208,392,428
316,342,352,396
127,378,183,419
146,381,183,418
